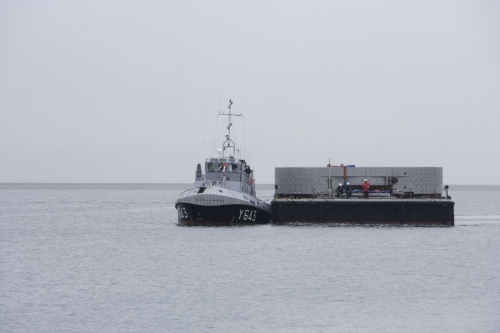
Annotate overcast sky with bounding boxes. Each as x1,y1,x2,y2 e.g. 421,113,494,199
1,0,499,185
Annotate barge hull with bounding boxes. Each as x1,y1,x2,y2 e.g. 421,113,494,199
272,199,454,226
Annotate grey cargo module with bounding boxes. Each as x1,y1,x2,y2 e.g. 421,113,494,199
275,167,443,197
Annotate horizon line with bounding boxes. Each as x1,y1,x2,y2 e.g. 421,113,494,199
1,183,500,191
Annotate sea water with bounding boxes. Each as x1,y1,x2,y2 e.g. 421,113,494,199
1,186,499,333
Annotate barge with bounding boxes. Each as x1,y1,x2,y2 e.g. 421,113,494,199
271,165,454,226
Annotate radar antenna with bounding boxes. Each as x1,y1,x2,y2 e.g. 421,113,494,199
218,99,242,157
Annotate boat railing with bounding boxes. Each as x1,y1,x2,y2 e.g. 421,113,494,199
178,188,196,197
203,170,255,187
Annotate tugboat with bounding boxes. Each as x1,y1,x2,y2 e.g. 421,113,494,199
175,100,272,226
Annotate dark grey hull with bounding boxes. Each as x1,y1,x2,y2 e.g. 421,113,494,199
272,199,454,226
175,202,271,226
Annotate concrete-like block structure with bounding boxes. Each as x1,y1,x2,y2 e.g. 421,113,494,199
275,166,443,197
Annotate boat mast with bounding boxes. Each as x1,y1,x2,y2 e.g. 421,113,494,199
218,99,241,158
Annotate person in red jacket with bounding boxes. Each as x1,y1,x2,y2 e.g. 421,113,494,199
362,179,370,199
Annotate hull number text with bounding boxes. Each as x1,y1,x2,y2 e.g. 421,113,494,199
178,207,189,219
239,209,257,221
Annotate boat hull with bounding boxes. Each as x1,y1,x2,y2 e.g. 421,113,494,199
176,202,271,226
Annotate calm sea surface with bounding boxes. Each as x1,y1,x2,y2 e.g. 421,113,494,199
1,186,499,333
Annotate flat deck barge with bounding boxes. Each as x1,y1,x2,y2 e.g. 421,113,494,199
272,165,454,226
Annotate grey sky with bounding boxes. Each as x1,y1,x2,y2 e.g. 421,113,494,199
1,0,499,184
